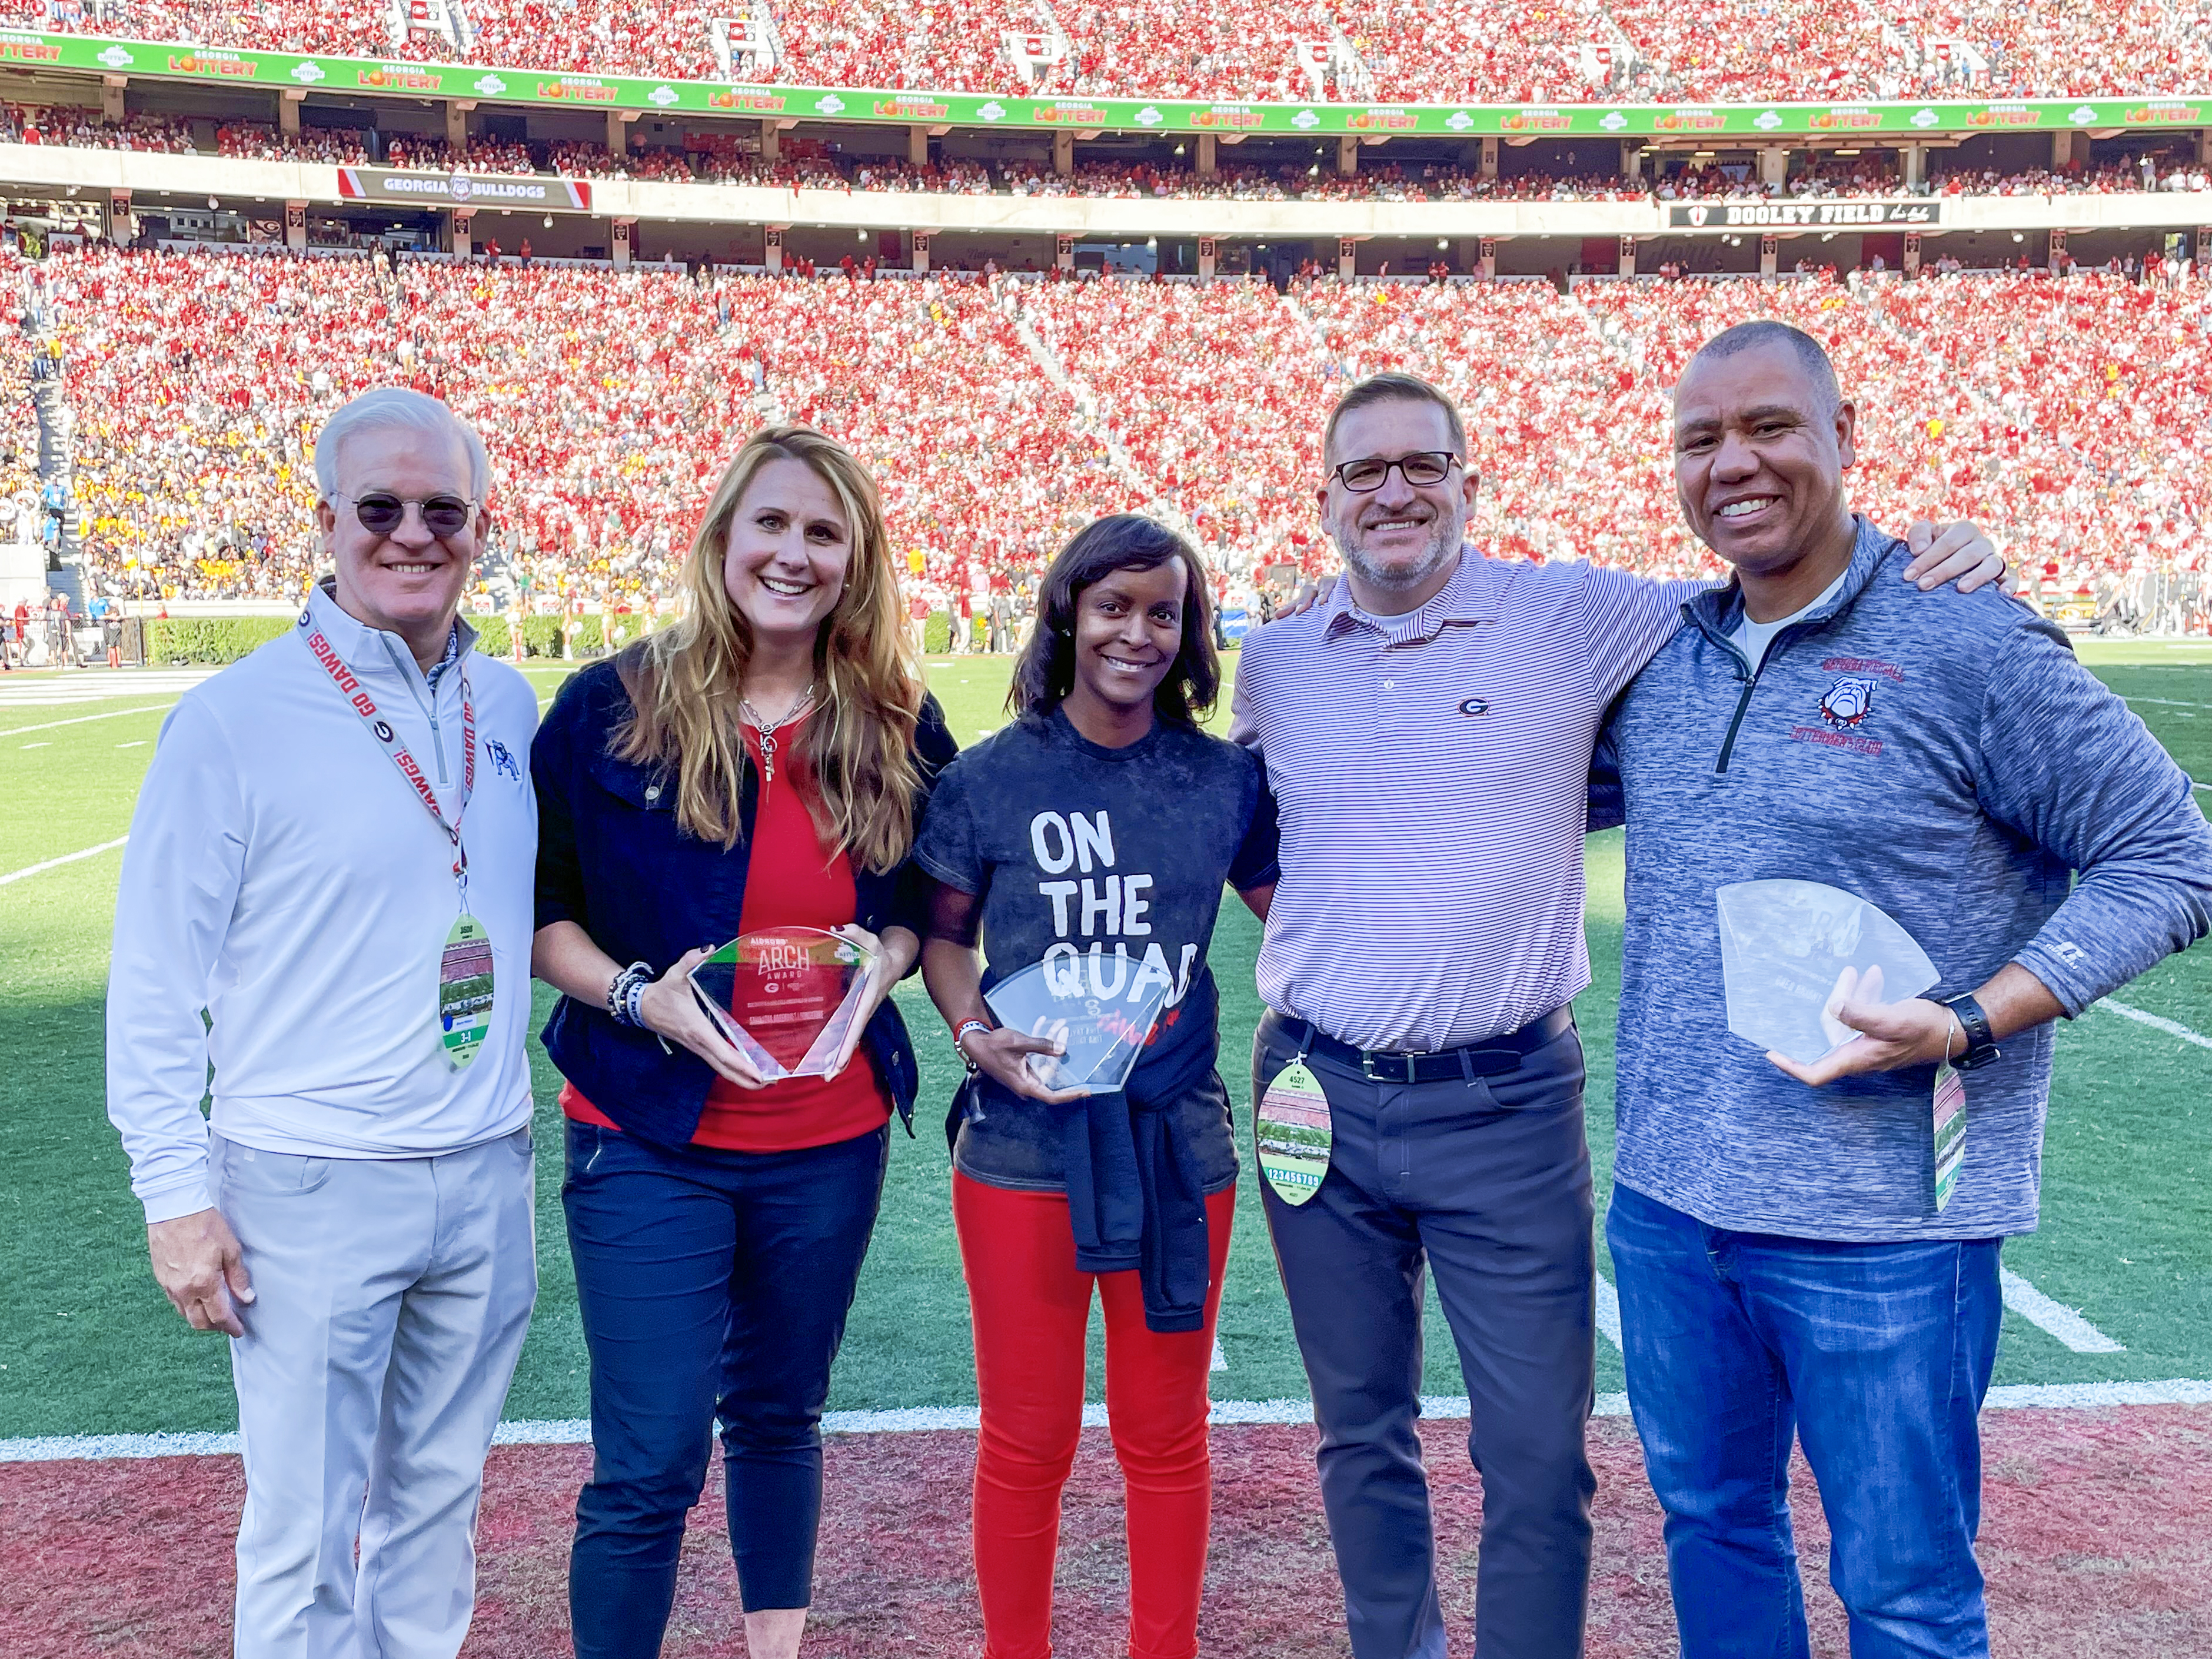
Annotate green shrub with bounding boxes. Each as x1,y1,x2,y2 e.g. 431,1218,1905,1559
567,614,606,657
142,616,292,665
921,611,990,654
465,614,511,658
519,616,564,659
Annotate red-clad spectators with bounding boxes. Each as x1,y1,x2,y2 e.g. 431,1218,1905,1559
1,0,2207,104
25,241,2211,634
0,260,41,541
42,248,1142,609
765,0,1016,94
49,248,753,607
1016,277,1339,570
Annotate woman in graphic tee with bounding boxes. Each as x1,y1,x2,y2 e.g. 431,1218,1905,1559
531,425,955,1659
915,515,1277,1659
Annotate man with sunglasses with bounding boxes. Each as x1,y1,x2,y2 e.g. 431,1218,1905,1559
1230,372,2006,1659
107,387,540,1658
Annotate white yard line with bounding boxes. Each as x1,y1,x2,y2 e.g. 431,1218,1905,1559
2097,998,2212,1052
0,671,214,710
0,836,129,887
2000,1267,2125,1354
0,704,172,739
17,1381,2212,1461
2123,696,2212,710
1595,1269,1624,1352
1211,1339,1227,1372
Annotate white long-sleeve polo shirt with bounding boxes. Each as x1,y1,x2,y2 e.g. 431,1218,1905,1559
107,584,540,1223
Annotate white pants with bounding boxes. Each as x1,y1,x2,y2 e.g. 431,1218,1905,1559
213,1128,538,1659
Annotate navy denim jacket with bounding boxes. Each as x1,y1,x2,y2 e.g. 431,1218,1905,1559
531,656,959,1144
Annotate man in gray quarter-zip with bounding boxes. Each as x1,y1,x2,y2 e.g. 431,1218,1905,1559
1595,321,2212,1659
108,389,540,1659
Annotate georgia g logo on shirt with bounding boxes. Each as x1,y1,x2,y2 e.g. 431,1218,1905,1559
1818,676,1877,732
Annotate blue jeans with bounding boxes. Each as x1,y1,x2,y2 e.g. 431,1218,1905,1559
563,1120,889,1659
1606,1182,2003,1659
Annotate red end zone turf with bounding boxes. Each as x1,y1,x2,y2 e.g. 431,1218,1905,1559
5,1411,2209,1656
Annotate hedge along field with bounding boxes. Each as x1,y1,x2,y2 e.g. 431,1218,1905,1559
136,612,588,664
137,609,987,665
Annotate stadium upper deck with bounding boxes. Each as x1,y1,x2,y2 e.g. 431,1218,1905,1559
1,0,2207,107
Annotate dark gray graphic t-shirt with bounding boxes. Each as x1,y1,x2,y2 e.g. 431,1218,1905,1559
914,707,1271,1193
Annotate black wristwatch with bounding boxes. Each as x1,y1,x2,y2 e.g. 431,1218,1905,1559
1941,993,2002,1072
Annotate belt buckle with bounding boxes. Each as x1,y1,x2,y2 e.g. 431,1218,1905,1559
1362,1048,1424,1083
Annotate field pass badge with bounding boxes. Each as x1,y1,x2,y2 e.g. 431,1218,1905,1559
437,914,495,1069
1932,1062,1965,1212
1256,1059,1332,1206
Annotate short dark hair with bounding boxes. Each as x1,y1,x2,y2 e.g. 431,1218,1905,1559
1322,371,1469,468
1009,514,1218,729
1685,321,1844,415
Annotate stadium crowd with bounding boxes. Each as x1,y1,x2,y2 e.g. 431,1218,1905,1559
11,240,2207,634
4,0,2211,104
35,247,1144,614
8,101,2209,215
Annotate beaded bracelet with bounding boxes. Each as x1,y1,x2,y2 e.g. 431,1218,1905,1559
607,961,654,1028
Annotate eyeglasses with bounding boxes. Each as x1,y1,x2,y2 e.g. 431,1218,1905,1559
332,492,476,537
1330,452,1462,493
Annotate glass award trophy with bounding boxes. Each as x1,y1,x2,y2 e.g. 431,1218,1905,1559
1715,880,1940,1064
687,926,877,1080
982,954,1173,1096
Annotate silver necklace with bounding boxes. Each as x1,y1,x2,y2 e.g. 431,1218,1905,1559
739,685,817,785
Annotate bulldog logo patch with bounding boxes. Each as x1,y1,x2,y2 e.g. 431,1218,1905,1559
1818,676,1877,731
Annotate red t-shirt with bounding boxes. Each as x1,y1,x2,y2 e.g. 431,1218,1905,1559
562,712,890,1152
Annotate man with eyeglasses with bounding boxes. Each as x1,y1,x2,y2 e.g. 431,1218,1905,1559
1229,371,2006,1659
107,387,540,1658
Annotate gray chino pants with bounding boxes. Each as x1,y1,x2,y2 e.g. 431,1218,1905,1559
1254,1010,1597,1659
214,1126,538,1659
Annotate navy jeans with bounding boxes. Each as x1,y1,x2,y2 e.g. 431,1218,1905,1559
1606,1182,2003,1659
563,1119,889,1659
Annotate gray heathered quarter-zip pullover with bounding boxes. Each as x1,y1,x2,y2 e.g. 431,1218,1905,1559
1598,517,2212,1242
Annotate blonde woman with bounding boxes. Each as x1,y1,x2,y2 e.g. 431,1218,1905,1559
530,425,956,1659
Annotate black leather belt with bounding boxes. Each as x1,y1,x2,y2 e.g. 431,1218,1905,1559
1268,1005,1575,1085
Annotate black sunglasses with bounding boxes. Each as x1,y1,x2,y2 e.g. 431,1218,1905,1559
1331,451,1462,493
335,492,475,536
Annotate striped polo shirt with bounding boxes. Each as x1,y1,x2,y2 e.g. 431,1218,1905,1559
1229,549,1704,1052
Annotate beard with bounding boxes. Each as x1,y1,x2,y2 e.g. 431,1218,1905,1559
1335,514,1461,594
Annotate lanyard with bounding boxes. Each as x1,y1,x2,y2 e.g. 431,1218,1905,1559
297,617,476,903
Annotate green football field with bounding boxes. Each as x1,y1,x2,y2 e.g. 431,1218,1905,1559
1,641,2207,1442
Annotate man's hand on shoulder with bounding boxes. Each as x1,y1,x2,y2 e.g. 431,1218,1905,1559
1902,520,2015,597
1272,574,1340,622
147,1206,254,1337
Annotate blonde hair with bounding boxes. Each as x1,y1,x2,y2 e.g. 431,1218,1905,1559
614,425,924,872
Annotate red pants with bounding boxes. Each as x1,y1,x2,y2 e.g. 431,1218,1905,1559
953,1173,1236,1659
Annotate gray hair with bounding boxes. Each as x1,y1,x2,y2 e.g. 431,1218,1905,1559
312,387,491,505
